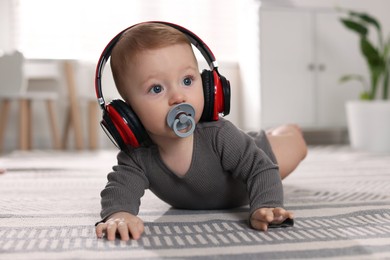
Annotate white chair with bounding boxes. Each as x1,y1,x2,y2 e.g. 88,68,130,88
0,51,61,152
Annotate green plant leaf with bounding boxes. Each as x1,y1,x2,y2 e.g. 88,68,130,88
338,8,389,100
383,68,389,99
339,74,365,84
340,18,368,36
361,37,384,68
384,37,390,57
349,11,381,32
339,74,368,99
360,91,371,100
360,37,385,99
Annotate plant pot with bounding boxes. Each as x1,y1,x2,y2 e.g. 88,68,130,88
346,100,390,153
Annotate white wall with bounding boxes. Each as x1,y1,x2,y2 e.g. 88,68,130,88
306,0,390,42
0,0,13,52
237,0,262,131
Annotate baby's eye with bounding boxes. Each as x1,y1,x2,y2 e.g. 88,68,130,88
150,84,163,94
183,76,193,86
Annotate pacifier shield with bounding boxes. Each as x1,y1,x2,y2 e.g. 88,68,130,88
166,103,196,138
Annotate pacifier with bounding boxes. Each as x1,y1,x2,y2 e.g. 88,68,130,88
166,103,196,138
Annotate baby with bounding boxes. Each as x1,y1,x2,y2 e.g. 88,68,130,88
95,22,307,241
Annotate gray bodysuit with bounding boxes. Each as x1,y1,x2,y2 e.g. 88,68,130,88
99,118,284,221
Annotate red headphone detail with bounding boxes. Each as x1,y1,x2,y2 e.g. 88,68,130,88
213,70,225,121
105,105,139,148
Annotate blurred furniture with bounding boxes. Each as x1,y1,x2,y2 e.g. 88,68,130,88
76,60,115,150
87,99,99,150
259,7,362,129
61,61,84,150
0,51,61,152
81,61,100,150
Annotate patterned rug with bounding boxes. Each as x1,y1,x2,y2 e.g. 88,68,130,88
0,146,390,259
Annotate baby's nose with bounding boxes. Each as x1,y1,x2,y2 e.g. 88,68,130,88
169,90,186,105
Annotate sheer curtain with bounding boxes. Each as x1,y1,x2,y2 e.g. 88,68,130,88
12,0,240,61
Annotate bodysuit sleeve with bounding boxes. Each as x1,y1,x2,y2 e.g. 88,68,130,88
215,120,284,217
99,150,150,220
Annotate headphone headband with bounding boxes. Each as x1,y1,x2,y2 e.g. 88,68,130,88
95,21,219,109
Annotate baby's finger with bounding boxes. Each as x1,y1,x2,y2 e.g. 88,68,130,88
95,223,107,239
273,207,286,216
250,218,269,231
117,221,130,241
137,220,145,235
271,208,287,222
255,208,274,223
106,221,118,241
128,222,143,240
286,210,294,219
274,208,294,219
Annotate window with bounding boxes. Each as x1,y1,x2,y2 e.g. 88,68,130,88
13,0,240,61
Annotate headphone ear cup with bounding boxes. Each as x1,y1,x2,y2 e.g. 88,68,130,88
100,109,127,151
219,74,231,116
200,69,231,121
200,70,215,121
103,99,149,149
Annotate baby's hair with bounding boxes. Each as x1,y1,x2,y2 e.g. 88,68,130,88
110,23,192,98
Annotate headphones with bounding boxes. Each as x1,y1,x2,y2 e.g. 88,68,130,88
95,21,231,151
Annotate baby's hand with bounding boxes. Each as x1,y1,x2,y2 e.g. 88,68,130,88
95,212,144,241
250,207,294,231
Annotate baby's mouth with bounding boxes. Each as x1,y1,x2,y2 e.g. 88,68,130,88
166,103,196,138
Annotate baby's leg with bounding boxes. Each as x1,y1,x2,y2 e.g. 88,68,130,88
266,124,307,179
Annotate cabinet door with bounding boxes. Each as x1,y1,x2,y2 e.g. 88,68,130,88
315,12,364,127
260,9,316,128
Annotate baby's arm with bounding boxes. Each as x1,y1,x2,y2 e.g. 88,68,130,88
95,211,144,241
97,151,149,241
250,207,294,231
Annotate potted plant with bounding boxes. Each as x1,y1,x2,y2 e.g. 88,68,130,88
338,9,390,152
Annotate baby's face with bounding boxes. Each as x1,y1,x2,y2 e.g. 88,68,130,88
122,43,204,141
